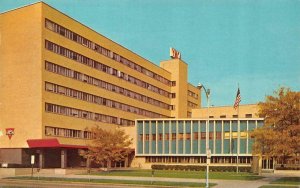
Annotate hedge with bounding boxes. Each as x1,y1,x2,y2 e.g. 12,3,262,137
151,164,251,172
275,166,300,170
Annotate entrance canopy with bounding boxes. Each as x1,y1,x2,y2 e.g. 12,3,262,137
27,138,87,149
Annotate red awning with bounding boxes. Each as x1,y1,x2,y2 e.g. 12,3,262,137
27,138,87,149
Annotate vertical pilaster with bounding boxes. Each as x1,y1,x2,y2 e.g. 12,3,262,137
169,120,171,155
149,121,152,154
61,149,67,169
229,121,232,154
198,120,201,154
176,121,178,154
162,120,165,154
221,120,224,154
183,120,186,154
156,121,158,154
191,120,193,154
213,120,216,154
142,121,145,154
246,120,249,154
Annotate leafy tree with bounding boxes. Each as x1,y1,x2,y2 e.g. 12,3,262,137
251,87,300,164
80,126,133,168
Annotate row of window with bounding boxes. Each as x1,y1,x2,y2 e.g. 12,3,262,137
188,101,198,108
215,114,253,118
145,156,252,164
138,131,248,141
188,90,198,99
45,19,171,86
45,82,168,118
45,61,172,110
45,126,93,139
45,103,135,126
45,40,171,98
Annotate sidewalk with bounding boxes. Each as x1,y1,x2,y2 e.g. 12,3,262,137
3,171,300,188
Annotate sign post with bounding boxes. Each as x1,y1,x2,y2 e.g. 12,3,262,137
206,149,211,188
31,155,35,178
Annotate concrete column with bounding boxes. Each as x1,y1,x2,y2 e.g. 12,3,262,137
61,149,67,169
86,157,91,168
125,156,129,167
38,150,44,169
258,155,262,175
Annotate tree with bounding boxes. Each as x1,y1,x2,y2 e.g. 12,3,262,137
251,87,300,164
80,126,133,169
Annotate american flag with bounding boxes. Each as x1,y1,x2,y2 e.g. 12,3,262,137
233,88,241,109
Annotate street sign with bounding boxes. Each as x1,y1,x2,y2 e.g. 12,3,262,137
31,155,35,165
207,149,211,159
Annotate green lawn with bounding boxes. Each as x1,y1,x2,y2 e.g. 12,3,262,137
259,186,299,188
6,176,216,187
258,177,300,188
270,177,300,185
89,170,263,180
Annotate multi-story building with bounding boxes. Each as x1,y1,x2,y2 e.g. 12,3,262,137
135,105,266,169
0,2,200,168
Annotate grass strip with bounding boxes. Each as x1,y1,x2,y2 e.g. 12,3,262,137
5,176,216,187
87,170,263,180
270,177,300,185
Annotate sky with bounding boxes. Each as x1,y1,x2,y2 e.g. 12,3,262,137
1,0,299,107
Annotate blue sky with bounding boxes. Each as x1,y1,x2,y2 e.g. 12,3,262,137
1,0,299,107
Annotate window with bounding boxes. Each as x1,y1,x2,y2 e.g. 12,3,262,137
145,134,149,141
171,93,176,98
220,115,226,118
186,133,191,140
201,132,206,139
171,81,176,86
152,134,156,141
224,132,230,139
245,114,252,118
193,132,199,140
233,115,238,118
139,134,143,141
158,133,163,140
45,62,172,116
209,132,214,139
45,103,134,126
178,133,184,140
45,18,171,86
45,41,171,99
45,126,91,139
165,133,170,140
172,133,176,140
216,132,221,139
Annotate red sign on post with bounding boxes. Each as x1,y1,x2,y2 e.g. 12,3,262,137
6,128,14,140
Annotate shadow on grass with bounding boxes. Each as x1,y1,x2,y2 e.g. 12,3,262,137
259,185,299,188
270,177,300,185
89,169,264,180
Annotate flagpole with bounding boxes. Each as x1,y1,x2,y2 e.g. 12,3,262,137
236,84,240,174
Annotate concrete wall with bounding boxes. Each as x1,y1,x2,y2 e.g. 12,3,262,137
192,104,259,118
160,59,188,118
0,2,43,148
